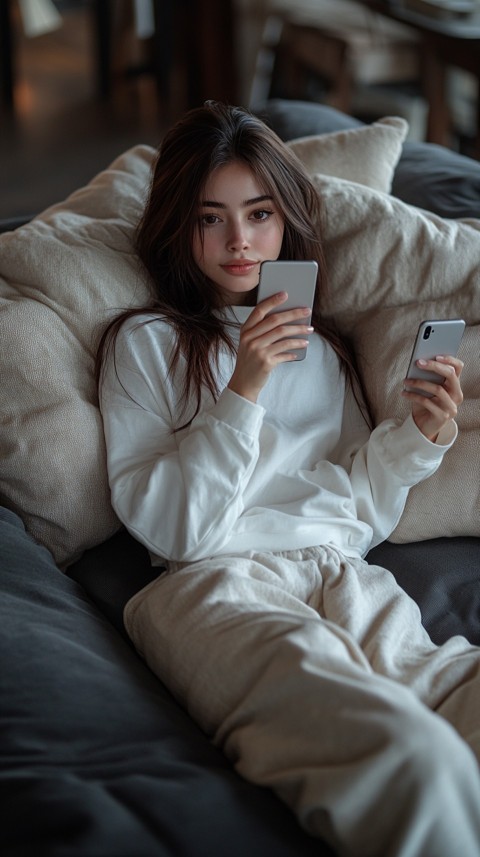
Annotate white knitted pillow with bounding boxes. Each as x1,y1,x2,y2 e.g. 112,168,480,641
313,173,480,542
0,146,153,566
0,118,408,565
288,116,408,192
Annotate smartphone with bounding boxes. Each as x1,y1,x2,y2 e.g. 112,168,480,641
405,318,465,397
257,260,318,360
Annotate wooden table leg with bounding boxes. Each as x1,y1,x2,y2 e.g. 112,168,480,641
0,0,14,109
90,0,112,99
151,0,174,103
421,36,451,148
473,90,480,159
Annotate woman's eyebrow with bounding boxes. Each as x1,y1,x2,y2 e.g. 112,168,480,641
199,200,226,209
244,194,273,206
199,195,273,208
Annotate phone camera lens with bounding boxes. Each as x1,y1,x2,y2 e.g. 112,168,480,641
423,325,432,340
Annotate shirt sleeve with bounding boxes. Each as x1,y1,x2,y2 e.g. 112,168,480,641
335,384,457,549
99,319,265,562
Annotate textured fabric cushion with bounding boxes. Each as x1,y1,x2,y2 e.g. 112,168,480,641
0,506,323,857
0,117,406,567
367,536,480,646
1,115,479,564
314,173,480,541
0,146,153,566
261,99,363,140
393,141,480,219
288,116,408,192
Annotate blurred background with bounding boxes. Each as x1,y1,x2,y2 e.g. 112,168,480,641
1,0,479,220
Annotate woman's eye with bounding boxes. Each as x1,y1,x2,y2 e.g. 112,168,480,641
252,209,273,221
200,214,220,226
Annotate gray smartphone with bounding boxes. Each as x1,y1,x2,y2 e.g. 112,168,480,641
257,260,318,360
405,318,465,397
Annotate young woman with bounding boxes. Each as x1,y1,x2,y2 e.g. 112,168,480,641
98,101,480,857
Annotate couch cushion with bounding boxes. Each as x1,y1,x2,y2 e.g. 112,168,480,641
1,112,479,564
367,536,480,646
0,116,407,566
312,172,480,541
0,146,154,566
261,98,363,140
287,116,408,192
0,506,323,857
393,141,480,219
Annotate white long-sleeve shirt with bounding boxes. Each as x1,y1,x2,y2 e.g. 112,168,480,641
99,308,456,566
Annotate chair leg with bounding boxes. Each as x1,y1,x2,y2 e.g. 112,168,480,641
281,24,354,114
151,0,174,103
249,14,284,108
90,0,112,100
0,0,15,109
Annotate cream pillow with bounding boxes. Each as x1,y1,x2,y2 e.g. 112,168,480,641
0,118,408,567
0,146,153,566
0,123,477,566
312,173,480,542
288,116,408,192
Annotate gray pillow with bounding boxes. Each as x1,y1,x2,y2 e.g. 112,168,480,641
393,141,480,218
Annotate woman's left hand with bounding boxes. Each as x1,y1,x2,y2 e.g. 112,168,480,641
402,355,464,442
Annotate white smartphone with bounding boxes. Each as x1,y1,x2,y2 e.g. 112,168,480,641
256,260,318,360
405,318,465,397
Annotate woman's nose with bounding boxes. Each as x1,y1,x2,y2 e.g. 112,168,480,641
227,222,249,251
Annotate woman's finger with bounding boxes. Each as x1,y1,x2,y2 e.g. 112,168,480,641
435,354,464,377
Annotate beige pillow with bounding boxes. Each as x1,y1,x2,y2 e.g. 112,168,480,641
0,118,408,567
288,116,408,192
312,173,480,542
0,128,478,566
0,146,153,566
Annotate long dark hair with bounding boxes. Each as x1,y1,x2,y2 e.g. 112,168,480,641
96,101,371,428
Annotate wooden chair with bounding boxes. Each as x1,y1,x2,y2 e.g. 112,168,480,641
250,0,420,112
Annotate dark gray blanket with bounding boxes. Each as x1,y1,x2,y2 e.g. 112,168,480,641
0,507,324,857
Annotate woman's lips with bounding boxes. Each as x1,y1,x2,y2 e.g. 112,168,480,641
222,261,258,276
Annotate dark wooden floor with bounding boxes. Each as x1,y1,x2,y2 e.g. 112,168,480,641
0,4,169,220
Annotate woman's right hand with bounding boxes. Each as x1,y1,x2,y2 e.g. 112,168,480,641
227,291,313,402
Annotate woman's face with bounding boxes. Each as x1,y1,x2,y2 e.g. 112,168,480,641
192,161,285,305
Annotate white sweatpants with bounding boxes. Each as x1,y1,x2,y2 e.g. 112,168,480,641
124,545,480,857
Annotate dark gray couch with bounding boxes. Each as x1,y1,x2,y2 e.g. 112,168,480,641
1,99,479,857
